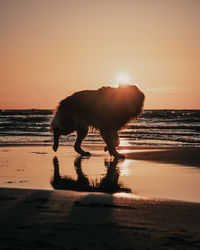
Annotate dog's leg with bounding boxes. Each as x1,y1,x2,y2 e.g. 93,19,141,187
74,127,91,156
53,124,76,152
104,131,120,152
53,131,60,152
101,130,125,159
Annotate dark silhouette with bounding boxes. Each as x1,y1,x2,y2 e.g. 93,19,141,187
51,156,131,194
50,84,145,158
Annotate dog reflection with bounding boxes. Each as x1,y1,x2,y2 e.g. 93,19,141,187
51,156,131,194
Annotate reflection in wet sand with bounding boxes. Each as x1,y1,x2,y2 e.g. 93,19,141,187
1,146,200,202
51,156,132,194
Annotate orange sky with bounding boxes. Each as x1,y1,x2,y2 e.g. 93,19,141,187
1,0,200,109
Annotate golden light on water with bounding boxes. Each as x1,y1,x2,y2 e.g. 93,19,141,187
119,139,130,147
119,160,131,176
113,193,143,199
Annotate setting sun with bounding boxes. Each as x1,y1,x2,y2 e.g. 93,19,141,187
115,73,131,84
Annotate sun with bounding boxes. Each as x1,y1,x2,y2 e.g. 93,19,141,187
115,73,130,84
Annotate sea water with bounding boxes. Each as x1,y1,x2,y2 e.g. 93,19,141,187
0,109,200,146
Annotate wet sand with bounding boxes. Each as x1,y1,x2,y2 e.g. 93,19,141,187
0,145,200,202
0,145,200,249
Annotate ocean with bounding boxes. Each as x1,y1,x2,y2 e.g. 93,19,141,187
0,109,200,147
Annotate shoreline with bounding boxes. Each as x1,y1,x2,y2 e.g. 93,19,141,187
1,143,199,166
1,144,199,168
1,142,199,149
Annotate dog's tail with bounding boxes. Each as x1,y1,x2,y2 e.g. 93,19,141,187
50,100,64,132
50,114,58,132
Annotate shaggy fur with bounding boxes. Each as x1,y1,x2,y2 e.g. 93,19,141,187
50,84,145,158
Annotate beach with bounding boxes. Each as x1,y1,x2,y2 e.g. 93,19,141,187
0,145,200,249
1,0,200,247
1,186,200,250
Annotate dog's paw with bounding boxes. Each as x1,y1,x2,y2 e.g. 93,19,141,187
53,144,58,152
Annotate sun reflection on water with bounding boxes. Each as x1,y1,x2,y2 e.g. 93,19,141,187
113,192,143,199
119,160,132,176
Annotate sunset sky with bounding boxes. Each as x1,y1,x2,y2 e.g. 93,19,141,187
1,0,199,109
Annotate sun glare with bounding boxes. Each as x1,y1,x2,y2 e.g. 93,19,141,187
113,73,140,88
115,73,130,84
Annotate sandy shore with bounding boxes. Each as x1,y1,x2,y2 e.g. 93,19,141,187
0,187,200,249
0,145,200,249
123,146,200,167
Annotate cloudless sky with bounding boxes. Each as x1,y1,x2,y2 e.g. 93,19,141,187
1,0,200,109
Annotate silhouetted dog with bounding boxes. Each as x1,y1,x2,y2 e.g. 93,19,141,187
50,84,145,158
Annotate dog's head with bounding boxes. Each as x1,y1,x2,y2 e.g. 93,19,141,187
117,84,145,106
